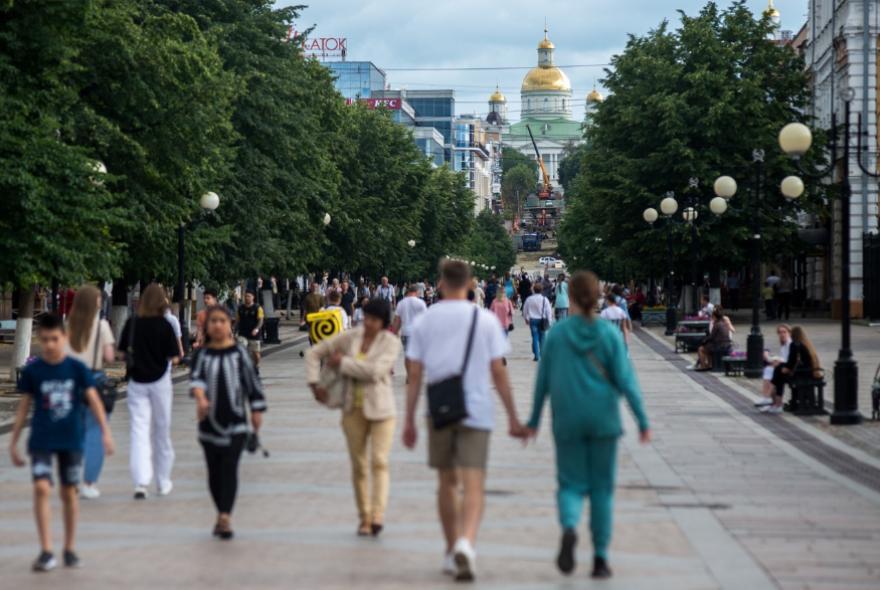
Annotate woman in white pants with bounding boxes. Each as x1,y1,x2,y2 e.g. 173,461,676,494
119,283,181,499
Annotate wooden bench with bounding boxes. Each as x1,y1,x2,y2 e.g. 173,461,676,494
0,319,15,343
788,369,827,415
722,355,747,376
640,309,667,327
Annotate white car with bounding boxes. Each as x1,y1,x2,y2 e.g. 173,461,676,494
538,256,558,266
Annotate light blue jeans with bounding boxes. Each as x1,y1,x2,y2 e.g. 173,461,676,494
529,319,545,360
83,410,109,484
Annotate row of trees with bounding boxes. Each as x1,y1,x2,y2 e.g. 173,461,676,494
1,0,513,299
557,1,828,283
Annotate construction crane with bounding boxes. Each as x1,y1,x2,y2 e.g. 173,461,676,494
526,124,552,198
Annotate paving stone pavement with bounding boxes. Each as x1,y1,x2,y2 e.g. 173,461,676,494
1,322,878,589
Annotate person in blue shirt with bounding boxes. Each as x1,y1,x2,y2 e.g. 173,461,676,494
9,313,115,573
526,272,650,580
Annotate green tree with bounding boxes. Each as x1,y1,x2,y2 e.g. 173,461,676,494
75,0,237,286
159,0,342,283
465,210,517,274
501,163,534,219
0,1,123,375
416,166,475,279
500,147,534,175
559,1,825,282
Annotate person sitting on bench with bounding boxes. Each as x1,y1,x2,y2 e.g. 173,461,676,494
693,307,731,372
761,326,821,415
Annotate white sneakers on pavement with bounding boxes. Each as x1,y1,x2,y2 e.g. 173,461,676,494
133,485,149,500
453,537,476,582
80,484,101,499
158,481,174,496
759,404,783,414
754,398,773,407
442,553,456,576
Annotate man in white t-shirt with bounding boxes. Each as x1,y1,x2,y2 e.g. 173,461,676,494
393,284,428,380
404,260,525,582
600,296,629,347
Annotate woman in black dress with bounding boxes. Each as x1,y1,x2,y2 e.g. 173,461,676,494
190,306,266,538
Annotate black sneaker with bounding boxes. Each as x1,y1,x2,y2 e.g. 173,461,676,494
63,550,80,568
32,551,57,572
556,528,577,575
591,556,612,579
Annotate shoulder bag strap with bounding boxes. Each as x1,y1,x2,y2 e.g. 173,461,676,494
460,307,480,376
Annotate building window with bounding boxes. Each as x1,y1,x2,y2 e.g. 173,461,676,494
543,97,549,111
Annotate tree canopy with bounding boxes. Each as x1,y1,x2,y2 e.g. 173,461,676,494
558,1,826,281
0,0,488,296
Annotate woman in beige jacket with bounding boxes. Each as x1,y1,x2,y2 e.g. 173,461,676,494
306,299,401,536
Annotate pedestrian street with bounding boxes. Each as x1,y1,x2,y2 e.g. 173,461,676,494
1,323,878,589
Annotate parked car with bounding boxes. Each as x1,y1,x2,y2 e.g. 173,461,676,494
538,256,558,266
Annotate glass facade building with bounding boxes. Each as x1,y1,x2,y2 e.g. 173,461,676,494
326,61,386,101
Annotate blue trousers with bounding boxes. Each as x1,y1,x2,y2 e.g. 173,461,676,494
83,410,109,484
529,319,545,360
555,436,618,559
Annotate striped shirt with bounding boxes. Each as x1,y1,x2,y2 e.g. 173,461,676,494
190,344,266,446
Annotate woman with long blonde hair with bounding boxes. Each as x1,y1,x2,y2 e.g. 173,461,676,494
67,285,116,499
118,283,181,500
763,325,822,414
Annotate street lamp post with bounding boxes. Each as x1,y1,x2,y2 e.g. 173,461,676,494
712,159,802,378
645,181,730,330
780,94,878,424
177,191,220,354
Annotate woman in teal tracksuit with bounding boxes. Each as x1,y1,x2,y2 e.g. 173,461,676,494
526,271,650,580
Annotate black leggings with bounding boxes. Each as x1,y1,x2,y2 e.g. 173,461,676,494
201,435,245,514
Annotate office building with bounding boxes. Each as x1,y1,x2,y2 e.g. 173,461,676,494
325,61,386,101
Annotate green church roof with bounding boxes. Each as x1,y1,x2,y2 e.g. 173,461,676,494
507,117,584,141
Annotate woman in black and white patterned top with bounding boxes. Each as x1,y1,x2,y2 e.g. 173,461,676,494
190,306,266,539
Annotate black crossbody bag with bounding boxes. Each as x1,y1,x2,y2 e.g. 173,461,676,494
427,307,479,429
90,319,119,413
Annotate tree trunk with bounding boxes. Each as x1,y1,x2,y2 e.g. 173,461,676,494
11,287,35,381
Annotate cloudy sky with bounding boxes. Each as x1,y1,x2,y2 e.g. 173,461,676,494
279,0,808,121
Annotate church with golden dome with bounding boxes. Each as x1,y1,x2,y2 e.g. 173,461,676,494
497,27,593,193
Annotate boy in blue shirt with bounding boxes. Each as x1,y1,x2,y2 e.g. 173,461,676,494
8,313,115,572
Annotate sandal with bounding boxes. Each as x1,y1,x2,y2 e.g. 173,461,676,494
371,519,384,537
216,516,234,540
357,521,371,537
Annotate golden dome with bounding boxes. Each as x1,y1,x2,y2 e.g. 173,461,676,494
538,37,555,49
522,67,571,92
489,87,506,102
765,0,780,18
586,88,604,103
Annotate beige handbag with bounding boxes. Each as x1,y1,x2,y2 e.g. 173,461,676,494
318,366,346,409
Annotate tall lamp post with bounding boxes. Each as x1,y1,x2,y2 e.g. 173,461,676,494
717,152,803,378
177,191,220,353
779,93,878,425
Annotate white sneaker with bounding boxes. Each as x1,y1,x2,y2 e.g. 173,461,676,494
765,405,783,415
754,398,773,407
158,481,173,496
133,485,149,500
453,537,476,582
686,363,698,371
442,553,456,576
80,484,101,499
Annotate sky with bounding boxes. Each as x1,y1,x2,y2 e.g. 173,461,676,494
279,0,808,121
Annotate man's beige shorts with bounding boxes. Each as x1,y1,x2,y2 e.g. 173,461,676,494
427,421,490,470
245,338,261,354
